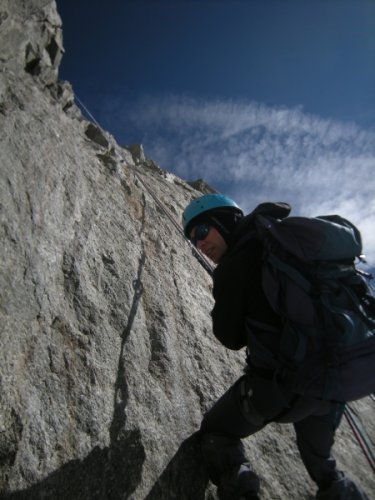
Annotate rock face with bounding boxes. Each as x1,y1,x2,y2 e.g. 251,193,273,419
0,1,374,499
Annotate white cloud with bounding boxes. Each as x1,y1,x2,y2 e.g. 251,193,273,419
109,93,375,265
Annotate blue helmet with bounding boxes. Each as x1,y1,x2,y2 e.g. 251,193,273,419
182,194,243,237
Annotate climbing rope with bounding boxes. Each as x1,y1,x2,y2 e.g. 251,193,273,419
132,168,215,275
74,92,103,130
344,404,375,473
74,92,214,275
72,92,375,473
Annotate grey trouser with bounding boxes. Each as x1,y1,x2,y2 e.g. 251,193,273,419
199,373,352,494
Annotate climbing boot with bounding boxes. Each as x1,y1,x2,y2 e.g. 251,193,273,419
316,472,369,499
217,462,260,500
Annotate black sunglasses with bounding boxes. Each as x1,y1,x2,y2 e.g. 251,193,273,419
191,224,210,246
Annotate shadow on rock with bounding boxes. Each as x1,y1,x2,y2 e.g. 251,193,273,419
145,434,209,500
1,429,145,500
1,433,208,500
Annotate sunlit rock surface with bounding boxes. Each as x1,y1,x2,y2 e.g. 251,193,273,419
0,1,374,498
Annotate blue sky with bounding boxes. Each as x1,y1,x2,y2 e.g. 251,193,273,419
57,0,375,264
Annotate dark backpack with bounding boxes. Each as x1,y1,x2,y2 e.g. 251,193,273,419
252,213,375,402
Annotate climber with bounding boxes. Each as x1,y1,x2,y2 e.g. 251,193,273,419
182,194,371,500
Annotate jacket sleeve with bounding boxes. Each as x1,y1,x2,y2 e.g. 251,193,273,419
211,245,257,350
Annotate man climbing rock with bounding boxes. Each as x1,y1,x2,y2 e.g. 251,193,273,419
182,194,372,500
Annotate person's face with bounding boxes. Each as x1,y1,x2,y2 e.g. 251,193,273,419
190,224,228,264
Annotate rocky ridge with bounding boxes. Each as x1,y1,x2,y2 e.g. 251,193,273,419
0,1,374,499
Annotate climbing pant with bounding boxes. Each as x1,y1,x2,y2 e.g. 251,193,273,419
199,373,369,499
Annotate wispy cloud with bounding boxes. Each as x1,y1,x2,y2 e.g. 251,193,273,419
105,94,375,264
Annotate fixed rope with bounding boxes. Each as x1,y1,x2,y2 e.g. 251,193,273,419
74,92,214,275
344,404,375,473
131,167,215,276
